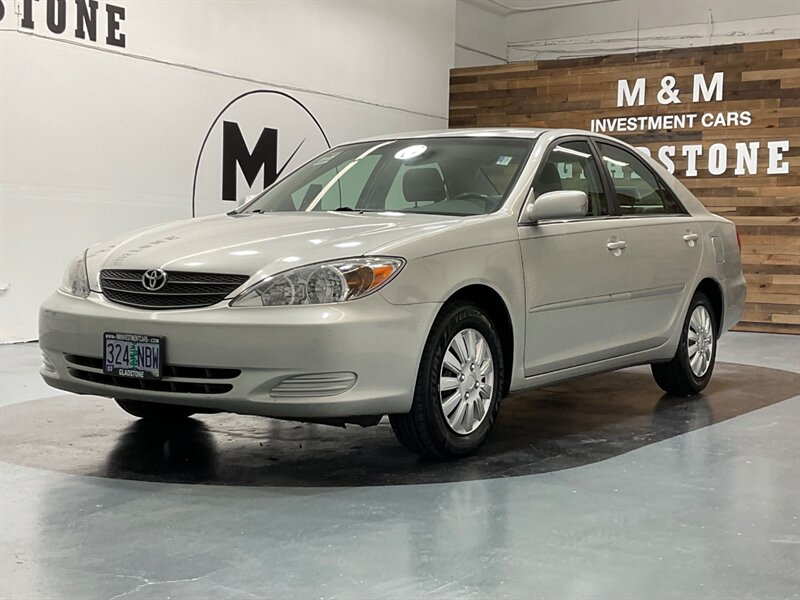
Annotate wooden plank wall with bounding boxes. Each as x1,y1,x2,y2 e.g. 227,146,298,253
450,39,799,334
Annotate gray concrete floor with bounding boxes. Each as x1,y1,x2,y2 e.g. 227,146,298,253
1,332,799,599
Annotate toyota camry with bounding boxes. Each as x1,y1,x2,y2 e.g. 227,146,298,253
39,128,746,459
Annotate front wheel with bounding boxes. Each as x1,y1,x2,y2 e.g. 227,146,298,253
651,292,717,396
115,398,196,420
390,302,505,460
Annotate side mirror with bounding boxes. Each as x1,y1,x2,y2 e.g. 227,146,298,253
521,190,588,223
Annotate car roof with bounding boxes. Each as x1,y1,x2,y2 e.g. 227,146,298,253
349,127,549,144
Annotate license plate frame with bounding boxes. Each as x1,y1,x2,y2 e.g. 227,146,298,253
103,332,164,380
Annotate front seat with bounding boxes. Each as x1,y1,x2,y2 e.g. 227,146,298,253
403,168,446,206
535,162,563,197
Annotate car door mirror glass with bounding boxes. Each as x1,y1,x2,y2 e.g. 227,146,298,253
521,190,588,223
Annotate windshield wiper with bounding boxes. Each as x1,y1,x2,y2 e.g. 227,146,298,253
330,207,390,213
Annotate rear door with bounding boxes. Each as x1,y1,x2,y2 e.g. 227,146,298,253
593,141,702,348
519,137,631,376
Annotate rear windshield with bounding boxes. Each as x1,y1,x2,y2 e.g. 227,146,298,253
241,138,534,216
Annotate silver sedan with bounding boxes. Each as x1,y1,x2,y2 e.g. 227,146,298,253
40,128,746,459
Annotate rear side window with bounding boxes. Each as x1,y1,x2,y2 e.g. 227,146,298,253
534,140,608,217
596,142,684,215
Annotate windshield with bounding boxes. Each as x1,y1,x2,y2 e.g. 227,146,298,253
241,137,534,216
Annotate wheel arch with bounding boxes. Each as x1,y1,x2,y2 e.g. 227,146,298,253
694,277,724,338
440,283,514,398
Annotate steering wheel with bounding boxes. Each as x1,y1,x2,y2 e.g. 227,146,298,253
451,192,492,208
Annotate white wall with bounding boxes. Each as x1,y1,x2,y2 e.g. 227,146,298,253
503,0,800,61
455,1,506,66
453,0,799,66
0,0,456,342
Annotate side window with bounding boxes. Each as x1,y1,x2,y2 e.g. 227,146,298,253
658,180,684,214
596,142,684,215
534,140,608,217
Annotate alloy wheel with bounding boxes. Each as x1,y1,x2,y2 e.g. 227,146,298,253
687,305,714,377
439,328,495,435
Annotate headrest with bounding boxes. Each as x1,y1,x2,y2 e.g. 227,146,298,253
537,162,563,196
403,168,446,203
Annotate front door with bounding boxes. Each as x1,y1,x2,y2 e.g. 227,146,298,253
519,138,631,377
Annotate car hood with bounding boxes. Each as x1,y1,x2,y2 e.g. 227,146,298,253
85,211,464,288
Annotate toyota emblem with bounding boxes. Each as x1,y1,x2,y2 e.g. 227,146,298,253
142,269,168,291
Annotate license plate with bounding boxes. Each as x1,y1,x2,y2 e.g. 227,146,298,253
103,333,163,380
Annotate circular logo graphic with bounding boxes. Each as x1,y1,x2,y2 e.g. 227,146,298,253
141,269,168,291
192,90,330,217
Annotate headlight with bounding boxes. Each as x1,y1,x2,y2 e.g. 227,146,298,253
230,257,405,307
58,251,90,298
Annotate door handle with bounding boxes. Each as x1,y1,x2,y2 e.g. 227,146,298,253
683,233,699,247
606,240,627,256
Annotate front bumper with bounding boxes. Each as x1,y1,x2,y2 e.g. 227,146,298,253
39,291,439,419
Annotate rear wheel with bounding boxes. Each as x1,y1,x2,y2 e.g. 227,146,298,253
651,292,717,396
390,302,504,460
115,398,195,420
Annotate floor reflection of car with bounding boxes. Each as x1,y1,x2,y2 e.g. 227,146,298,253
40,128,746,459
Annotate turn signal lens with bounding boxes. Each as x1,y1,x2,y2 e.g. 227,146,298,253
58,251,90,298
370,264,396,288
230,257,405,307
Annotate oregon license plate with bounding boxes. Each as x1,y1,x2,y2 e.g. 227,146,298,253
103,333,163,379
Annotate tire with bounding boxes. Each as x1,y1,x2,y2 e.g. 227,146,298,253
651,292,718,396
115,398,196,420
390,301,505,460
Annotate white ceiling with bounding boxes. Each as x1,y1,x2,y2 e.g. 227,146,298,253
463,0,617,16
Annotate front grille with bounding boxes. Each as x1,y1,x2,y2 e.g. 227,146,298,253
99,270,250,309
65,355,240,380
65,354,239,395
68,369,234,394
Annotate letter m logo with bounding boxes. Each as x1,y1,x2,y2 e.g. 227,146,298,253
221,121,278,201
617,78,645,107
